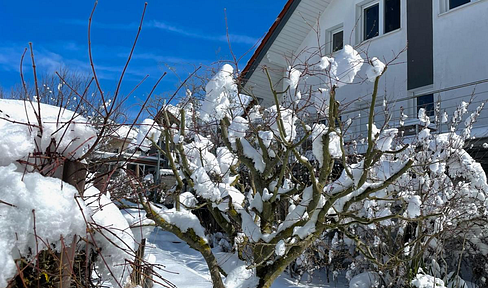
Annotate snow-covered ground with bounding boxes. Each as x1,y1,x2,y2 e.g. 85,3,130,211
146,229,348,288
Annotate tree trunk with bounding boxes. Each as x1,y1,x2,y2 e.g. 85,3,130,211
57,160,87,288
62,160,87,195
200,246,225,288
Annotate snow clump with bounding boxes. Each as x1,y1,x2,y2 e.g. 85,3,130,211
366,57,386,82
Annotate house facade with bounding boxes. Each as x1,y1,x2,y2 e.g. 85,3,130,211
242,0,488,167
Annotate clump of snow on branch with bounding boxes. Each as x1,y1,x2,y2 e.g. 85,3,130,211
153,205,208,243
131,118,161,152
411,272,446,288
266,106,297,142
312,124,342,166
200,64,236,121
320,45,364,88
366,57,385,82
228,116,249,143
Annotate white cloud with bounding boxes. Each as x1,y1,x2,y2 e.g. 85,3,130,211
60,18,259,45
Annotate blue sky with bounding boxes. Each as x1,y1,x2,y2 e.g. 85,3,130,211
0,0,286,114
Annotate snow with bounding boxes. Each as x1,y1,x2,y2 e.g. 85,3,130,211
132,118,161,152
184,134,221,174
319,56,333,70
160,168,174,176
259,130,274,148
113,124,138,140
366,57,385,82
228,116,249,143
0,99,97,162
85,187,135,287
322,45,364,88
217,147,238,178
348,272,381,288
121,203,156,245
153,205,208,243
180,191,198,209
328,131,342,158
418,108,430,126
312,124,344,164
0,164,88,288
199,64,252,122
266,106,297,142
411,273,446,288
240,138,266,173
145,229,349,288
275,240,286,256
224,265,259,288
286,67,301,90
250,192,264,213
376,127,398,151
192,167,222,201
0,120,35,166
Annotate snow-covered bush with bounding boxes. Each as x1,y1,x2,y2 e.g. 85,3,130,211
0,97,143,287
137,45,488,288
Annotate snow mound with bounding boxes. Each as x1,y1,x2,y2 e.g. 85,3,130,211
0,99,97,162
85,187,135,287
0,164,88,287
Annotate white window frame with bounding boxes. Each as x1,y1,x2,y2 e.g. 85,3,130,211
408,85,435,120
362,0,382,41
326,24,344,54
357,0,401,43
440,0,478,13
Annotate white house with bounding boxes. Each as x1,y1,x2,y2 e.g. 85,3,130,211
241,0,488,168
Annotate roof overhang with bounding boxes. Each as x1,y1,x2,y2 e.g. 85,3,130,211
240,0,331,105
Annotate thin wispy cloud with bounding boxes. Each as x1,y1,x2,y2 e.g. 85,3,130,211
60,18,260,45
119,52,207,65
60,19,138,31
0,42,153,83
147,20,259,45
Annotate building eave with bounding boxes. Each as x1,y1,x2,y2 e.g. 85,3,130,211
240,0,301,86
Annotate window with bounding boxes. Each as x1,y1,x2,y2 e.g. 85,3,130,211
364,3,379,40
441,0,476,12
332,30,344,52
361,0,401,41
449,0,470,9
417,94,434,117
384,0,401,33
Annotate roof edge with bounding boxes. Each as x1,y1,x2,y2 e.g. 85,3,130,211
239,0,301,87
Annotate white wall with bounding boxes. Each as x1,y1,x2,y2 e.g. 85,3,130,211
288,0,488,138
